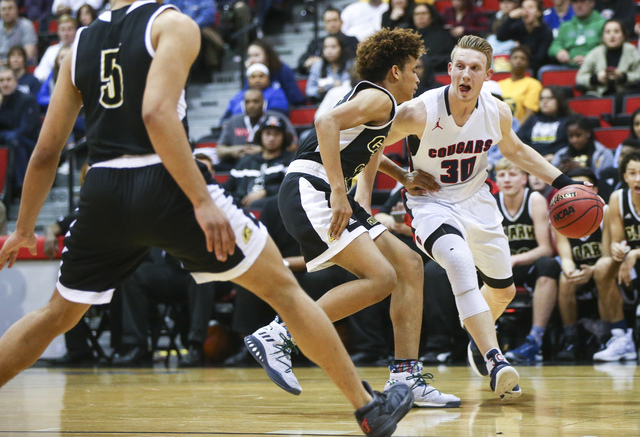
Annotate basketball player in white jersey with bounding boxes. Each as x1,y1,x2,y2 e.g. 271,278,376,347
378,35,585,399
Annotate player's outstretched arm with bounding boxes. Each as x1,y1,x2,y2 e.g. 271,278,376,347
315,88,392,239
0,53,82,270
495,100,565,187
143,9,234,260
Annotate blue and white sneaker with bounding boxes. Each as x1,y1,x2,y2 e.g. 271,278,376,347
505,335,543,364
384,361,461,408
467,337,488,377
487,349,522,401
244,319,301,395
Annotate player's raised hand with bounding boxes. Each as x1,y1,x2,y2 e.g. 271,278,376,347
194,200,235,261
329,190,352,240
403,169,439,195
0,232,37,270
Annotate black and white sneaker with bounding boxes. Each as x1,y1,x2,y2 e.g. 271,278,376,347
244,319,301,395
355,381,414,437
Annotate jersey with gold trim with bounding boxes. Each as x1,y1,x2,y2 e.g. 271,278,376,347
408,85,502,202
569,207,604,265
294,80,396,190
619,188,640,249
72,1,187,164
495,188,536,255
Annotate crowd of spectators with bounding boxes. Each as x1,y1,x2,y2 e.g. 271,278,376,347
3,0,640,368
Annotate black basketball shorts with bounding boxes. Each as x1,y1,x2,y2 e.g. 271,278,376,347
278,161,386,272
57,156,267,304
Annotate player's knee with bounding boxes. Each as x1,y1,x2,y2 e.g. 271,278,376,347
431,234,474,271
492,284,516,304
594,257,617,284
374,262,398,296
393,249,424,282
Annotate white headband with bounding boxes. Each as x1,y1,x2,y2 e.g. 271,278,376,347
246,63,270,77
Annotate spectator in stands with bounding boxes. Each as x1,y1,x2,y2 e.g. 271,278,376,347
340,0,388,42
590,151,639,362
614,108,640,165
37,45,70,111
217,88,297,170
224,113,294,209
543,0,574,38
165,0,225,82
51,0,103,17
0,0,38,65
498,46,543,124
551,114,614,176
547,0,605,70
297,7,358,75
245,39,305,106
517,85,572,158
77,3,97,26
305,35,351,103
109,248,216,368
492,158,559,364
487,0,520,58
412,3,455,72
315,64,357,120
576,19,640,105
34,14,77,82
414,52,439,96
381,0,414,30
0,66,40,197
222,63,289,122
554,168,603,360
442,0,488,39
25,0,55,24
496,0,553,76
8,45,40,99
594,0,635,36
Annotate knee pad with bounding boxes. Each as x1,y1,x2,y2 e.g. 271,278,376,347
431,233,490,320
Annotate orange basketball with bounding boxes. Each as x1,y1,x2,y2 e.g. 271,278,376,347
549,185,605,239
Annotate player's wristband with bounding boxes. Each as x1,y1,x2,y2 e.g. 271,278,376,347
552,174,582,189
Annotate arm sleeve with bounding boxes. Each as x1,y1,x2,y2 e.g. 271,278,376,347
576,49,598,89
276,64,305,105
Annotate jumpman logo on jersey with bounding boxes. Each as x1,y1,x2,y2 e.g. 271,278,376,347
432,118,443,131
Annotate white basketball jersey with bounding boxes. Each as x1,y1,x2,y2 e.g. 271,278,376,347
409,85,502,202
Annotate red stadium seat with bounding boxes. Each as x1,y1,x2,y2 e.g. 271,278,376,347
384,140,405,158
435,0,452,14
296,78,307,96
540,68,581,97
568,97,614,127
484,0,500,11
435,73,450,85
48,19,58,34
0,147,8,197
623,95,640,114
195,141,217,148
594,127,628,149
375,172,397,190
289,106,317,126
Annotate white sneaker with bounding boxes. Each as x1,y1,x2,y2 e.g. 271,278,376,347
593,329,638,362
244,319,301,395
384,361,461,408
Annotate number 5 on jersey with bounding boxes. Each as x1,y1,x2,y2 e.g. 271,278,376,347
100,48,123,108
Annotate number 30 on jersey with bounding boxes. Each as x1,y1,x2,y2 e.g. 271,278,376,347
100,48,124,109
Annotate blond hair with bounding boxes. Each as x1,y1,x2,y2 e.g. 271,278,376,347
451,35,493,71
494,158,524,174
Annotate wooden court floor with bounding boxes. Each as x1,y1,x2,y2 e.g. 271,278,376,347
0,363,638,437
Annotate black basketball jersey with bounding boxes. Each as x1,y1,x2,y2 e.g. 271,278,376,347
569,211,603,266
295,80,396,190
495,188,537,255
72,1,186,164
619,188,640,250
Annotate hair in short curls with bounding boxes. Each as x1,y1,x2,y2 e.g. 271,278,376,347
356,28,425,84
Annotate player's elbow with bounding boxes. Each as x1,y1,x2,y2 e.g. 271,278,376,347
142,99,173,129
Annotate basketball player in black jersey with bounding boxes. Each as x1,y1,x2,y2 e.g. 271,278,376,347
491,158,560,364
0,2,415,434
591,151,639,361
245,28,461,408
555,168,605,361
